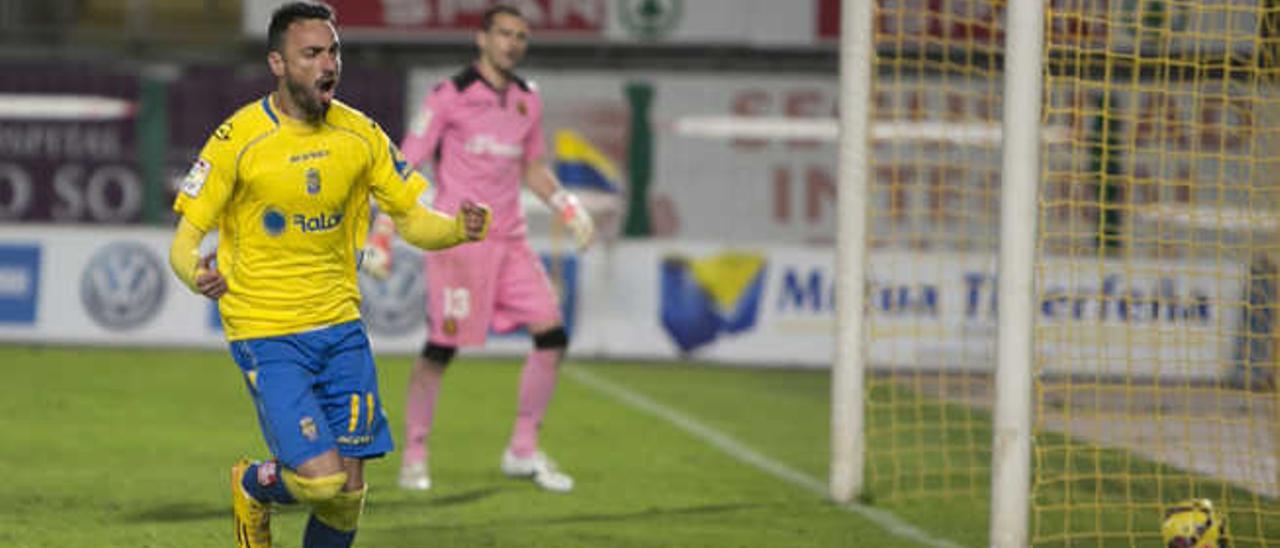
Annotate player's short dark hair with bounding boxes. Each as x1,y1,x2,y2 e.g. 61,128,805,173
268,1,336,52
481,4,523,31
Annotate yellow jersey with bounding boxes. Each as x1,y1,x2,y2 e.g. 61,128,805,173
174,95,427,341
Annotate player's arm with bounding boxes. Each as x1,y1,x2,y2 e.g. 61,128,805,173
367,120,489,251
358,83,456,278
401,81,453,173
521,92,593,250
389,184,490,250
169,218,225,299
169,130,236,299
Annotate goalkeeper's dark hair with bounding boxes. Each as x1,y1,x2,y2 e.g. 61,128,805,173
481,4,524,31
268,1,336,53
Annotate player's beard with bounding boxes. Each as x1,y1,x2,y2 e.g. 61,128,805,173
284,72,333,122
486,49,522,77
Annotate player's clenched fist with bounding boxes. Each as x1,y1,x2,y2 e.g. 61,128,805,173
459,200,492,241
194,252,227,299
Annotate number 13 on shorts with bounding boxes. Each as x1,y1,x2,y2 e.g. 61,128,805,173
443,287,471,319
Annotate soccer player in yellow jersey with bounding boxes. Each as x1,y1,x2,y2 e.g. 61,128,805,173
167,3,490,547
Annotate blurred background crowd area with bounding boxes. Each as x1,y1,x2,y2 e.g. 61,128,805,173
0,0,843,242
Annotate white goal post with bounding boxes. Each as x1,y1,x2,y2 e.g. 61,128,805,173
824,0,1045,545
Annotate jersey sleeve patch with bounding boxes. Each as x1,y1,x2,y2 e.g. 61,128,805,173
409,107,433,136
181,158,211,197
390,144,411,180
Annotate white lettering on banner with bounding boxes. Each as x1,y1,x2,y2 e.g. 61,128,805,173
0,268,30,296
0,164,33,220
380,0,603,28
0,124,123,160
50,165,143,222
381,0,429,24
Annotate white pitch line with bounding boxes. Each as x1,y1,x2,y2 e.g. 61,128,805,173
567,367,963,548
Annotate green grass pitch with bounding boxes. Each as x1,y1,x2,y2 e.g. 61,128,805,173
1,344,1273,546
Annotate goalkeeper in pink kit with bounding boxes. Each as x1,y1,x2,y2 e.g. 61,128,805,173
380,4,593,493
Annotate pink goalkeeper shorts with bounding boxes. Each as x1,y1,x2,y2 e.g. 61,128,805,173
424,237,561,347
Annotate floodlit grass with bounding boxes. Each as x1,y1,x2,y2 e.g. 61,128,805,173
1,345,1274,547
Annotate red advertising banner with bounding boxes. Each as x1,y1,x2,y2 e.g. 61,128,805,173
327,0,605,39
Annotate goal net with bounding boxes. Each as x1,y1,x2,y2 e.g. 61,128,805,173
660,1,1277,543
815,0,1280,545
1031,0,1279,544
856,0,1280,544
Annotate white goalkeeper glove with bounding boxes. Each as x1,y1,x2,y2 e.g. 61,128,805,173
359,214,395,279
548,189,594,251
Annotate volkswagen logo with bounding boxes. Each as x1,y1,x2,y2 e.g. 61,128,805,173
359,243,425,335
80,241,167,330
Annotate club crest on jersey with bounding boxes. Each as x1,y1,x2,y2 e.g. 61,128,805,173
516,100,527,116
305,167,321,195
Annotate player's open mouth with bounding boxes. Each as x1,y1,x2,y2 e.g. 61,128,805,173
317,78,337,100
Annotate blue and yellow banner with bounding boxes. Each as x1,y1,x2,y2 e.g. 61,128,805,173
553,129,621,193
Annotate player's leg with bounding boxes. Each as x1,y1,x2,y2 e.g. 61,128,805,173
302,456,366,548
399,341,454,490
228,336,347,547
301,320,393,547
509,322,566,459
491,240,573,492
400,243,499,490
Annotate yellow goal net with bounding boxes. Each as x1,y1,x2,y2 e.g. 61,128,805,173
861,0,1280,545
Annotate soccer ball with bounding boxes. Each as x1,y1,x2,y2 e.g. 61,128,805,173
1162,498,1227,548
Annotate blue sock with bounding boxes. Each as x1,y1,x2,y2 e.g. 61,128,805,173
303,514,356,548
240,460,296,504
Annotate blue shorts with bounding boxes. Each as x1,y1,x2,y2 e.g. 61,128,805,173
229,320,393,468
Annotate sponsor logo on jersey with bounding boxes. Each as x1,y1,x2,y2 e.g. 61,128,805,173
80,242,167,330
289,149,330,163
292,212,343,233
214,122,233,140
263,208,287,236
463,134,523,158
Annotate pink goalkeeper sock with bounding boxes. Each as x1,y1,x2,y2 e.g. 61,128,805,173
402,362,444,466
509,348,562,458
